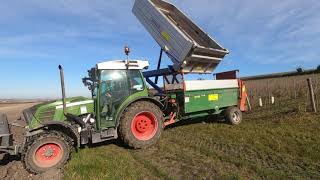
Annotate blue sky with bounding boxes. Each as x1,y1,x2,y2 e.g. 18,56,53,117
0,0,319,99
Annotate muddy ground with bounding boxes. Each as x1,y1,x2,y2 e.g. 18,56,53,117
0,103,62,180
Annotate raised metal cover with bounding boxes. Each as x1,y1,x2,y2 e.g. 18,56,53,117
133,0,229,74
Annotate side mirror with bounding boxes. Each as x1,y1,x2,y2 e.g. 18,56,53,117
88,68,98,81
82,77,89,86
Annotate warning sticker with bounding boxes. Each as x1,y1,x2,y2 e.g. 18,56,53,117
161,31,171,41
80,106,88,114
208,94,219,101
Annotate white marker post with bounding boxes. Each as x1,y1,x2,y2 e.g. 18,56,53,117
271,96,275,105
259,98,263,107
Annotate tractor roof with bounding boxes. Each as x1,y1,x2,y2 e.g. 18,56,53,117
97,60,149,70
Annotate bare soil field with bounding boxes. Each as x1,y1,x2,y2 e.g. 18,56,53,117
0,102,62,180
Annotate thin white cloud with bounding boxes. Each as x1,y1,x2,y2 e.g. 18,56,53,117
0,48,51,58
170,0,319,65
0,0,319,66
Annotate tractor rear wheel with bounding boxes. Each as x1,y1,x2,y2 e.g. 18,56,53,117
224,106,242,125
22,131,72,174
119,101,163,149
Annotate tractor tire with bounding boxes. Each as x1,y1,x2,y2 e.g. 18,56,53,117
119,101,164,149
224,106,242,125
22,131,72,174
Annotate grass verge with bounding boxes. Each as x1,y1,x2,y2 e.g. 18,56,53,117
64,104,320,179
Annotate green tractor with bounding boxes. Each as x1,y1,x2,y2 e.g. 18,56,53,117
0,60,167,173
0,0,249,174
0,59,247,174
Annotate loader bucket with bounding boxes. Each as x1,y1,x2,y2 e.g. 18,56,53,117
0,113,14,154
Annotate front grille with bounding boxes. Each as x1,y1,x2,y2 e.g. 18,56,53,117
23,107,37,124
38,107,56,122
23,101,56,124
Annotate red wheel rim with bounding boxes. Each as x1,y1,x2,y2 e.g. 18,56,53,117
131,111,158,141
33,143,63,168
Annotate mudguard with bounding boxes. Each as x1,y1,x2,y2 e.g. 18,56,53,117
115,96,164,127
28,121,81,147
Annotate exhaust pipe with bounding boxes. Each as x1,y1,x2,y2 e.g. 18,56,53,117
58,65,67,115
58,65,86,128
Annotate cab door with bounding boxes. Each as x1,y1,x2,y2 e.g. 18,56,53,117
99,70,129,128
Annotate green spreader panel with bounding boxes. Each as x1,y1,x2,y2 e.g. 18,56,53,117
183,88,239,113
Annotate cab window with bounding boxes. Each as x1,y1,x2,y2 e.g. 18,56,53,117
128,70,144,92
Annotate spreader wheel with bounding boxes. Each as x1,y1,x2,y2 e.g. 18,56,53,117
225,106,242,125
119,101,163,149
22,131,71,174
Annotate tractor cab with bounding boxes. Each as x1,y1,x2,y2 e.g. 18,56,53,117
83,60,150,130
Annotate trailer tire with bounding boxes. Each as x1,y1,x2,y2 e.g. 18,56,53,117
119,101,163,149
22,131,72,174
225,107,242,125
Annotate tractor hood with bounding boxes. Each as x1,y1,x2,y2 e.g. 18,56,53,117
23,97,94,128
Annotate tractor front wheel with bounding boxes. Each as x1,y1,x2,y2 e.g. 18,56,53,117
119,101,163,149
22,131,72,174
